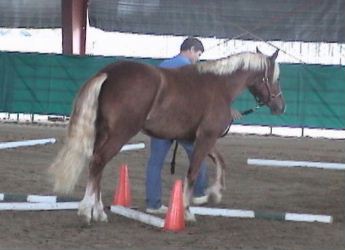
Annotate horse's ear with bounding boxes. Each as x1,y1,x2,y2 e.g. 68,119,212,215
256,47,263,54
270,49,279,61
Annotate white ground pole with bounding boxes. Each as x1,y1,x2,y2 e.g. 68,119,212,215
0,138,144,152
247,158,345,170
0,138,56,149
190,207,333,223
0,202,79,211
120,143,145,152
0,202,165,228
0,201,332,224
0,193,78,203
110,205,164,228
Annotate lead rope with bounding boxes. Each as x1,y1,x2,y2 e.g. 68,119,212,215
170,140,179,174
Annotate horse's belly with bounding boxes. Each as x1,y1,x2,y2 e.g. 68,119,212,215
142,115,197,140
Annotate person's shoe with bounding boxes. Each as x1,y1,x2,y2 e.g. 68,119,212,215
192,195,208,205
146,205,168,214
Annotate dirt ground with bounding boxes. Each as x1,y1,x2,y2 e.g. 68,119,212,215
0,123,344,250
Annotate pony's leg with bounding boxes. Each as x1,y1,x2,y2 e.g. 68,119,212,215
79,127,136,223
78,154,112,223
78,180,97,223
183,177,195,221
206,149,226,203
89,156,109,223
183,136,218,221
78,127,109,223
78,142,124,223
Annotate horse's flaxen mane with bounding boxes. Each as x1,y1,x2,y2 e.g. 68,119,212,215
196,52,280,83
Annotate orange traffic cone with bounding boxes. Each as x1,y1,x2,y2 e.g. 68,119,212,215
164,179,185,232
112,164,132,207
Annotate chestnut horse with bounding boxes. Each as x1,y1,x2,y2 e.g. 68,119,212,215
49,49,285,223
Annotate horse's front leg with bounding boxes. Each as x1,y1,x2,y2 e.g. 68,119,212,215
183,135,218,221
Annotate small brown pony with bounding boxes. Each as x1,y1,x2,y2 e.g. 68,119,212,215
49,49,285,223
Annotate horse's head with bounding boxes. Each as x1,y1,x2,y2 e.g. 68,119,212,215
248,48,285,115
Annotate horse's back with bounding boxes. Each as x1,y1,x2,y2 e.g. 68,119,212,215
101,60,160,85
99,60,161,97
97,61,162,126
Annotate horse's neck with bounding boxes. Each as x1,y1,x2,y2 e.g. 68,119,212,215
195,53,269,103
224,70,259,103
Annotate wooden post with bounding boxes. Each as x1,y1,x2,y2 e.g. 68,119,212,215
61,0,88,55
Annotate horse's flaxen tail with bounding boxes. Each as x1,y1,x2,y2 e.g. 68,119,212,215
48,73,108,194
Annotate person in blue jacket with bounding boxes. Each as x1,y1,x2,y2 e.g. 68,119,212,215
145,37,209,214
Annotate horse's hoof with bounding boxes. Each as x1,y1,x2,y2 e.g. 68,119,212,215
206,186,222,204
100,216,108,223
209,192,222,204
78,207,92,224
79,213,92,225
185,210,196,222
93,210,108,223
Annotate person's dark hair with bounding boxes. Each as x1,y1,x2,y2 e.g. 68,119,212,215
180,37,204,52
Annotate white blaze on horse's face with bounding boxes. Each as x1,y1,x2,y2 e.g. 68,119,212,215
272,61,280,84
267,58,285,115
247,50,285,115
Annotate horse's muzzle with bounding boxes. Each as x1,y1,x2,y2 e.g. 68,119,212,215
269,97,285,115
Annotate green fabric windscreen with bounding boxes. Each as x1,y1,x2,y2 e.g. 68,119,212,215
0,51,344,129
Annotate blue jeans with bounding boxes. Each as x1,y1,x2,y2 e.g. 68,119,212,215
146,137,208,209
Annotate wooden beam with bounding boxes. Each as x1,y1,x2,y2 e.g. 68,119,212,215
61,0,88,55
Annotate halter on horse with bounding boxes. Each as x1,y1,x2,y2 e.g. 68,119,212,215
49,49,285,223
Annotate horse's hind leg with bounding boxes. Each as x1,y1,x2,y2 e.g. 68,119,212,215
78,153,111,223
206,148,226,203
78,125,138,223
